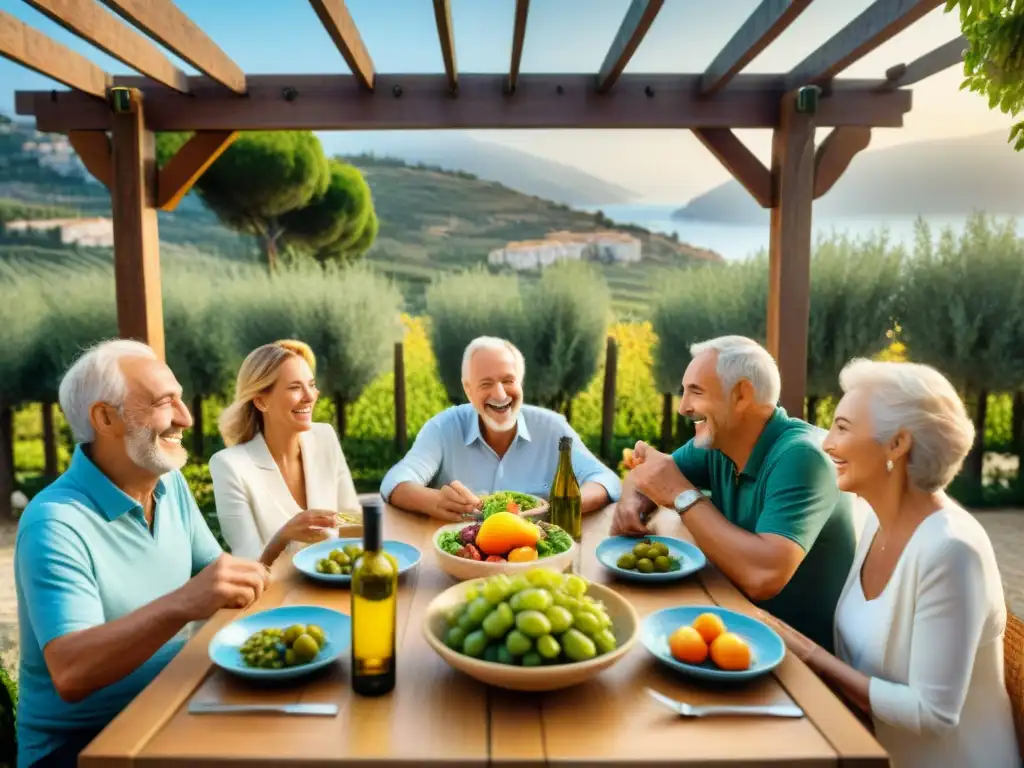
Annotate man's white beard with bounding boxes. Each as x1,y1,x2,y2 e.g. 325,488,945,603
479,399,520,433
125,424,185,475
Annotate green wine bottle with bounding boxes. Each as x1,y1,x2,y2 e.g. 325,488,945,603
350,500,397,696
549,436,583,572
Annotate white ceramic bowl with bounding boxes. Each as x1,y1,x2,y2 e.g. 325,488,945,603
423,577,639,691
432,522,577,581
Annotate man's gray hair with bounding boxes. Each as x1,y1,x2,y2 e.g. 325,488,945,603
689,335,781,406
461,336,526,383
58,338,157,443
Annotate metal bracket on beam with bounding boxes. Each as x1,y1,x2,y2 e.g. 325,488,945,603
795,85,822,115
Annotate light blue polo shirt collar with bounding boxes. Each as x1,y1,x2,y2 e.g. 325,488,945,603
69,443,168,521
463,408,532,446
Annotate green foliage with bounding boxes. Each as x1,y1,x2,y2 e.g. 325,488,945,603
650,256,767,393
425,268,525,404
163,274,237,400
279,160,378,266
424,262,609,409
898,213,1024,393
946,0,1024,149
0,197,78,224
180,462,227,550
0,658,17,767
807,230,904,397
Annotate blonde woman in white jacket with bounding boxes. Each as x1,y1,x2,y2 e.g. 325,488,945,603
209,340,360,566
759,358,1020,768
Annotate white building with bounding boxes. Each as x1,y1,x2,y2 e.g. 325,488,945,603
488,230,642,271
4,217,115,248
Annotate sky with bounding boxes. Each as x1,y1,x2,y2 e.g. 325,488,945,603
0,0,1016,203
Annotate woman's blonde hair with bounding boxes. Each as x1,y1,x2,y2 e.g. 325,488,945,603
219,339,317,447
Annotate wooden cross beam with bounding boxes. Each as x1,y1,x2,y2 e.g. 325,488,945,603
700,0,814,96
787,0,944,88
596,0,665,93
508,0,530,93
813,126,872,198
22,0,189,93
0,9,110,97
98,0,246,93
874,35,967,91
308,0,375,91
16,74,913,132
432,0,457,93
691,129,773,208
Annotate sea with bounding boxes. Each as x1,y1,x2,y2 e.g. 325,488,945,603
584,204,1006,262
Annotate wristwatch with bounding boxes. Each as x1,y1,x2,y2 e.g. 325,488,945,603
672,489,704,516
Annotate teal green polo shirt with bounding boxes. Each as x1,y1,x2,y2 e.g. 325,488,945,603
14,445,224,768
672,407,856,652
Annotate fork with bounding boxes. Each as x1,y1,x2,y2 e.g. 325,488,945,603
646,688,804,718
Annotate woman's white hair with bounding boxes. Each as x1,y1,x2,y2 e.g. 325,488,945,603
58,338,157,444
839,358,975,492
689,335,781,406
461,336,526,383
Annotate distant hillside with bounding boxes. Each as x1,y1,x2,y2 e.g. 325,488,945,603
0,116,721,316
319,132,636,207
673,131,1024,224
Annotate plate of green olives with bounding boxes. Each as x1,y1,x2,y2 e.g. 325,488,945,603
292,537,422,584
208,605,350,680
595,535,707,582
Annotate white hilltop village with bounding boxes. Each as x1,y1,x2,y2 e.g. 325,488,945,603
488,230,642,271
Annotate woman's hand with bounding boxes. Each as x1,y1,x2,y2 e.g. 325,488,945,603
755,609,821,665
277,509,338,545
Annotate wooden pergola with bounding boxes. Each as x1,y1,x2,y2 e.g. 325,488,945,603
2,0,966,416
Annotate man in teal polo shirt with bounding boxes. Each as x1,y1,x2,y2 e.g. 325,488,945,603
612,335,856,652
15,339,271,768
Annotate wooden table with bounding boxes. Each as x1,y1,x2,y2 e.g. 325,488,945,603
80,504,889,767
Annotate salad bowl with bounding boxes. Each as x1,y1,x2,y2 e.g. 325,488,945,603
433,518,576,581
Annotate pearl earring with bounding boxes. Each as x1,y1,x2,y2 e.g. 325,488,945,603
886,459,893,472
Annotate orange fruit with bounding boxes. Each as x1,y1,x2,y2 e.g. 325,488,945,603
692,612,726,645
668,626,708,665
709,632,752,671
507,546,538,563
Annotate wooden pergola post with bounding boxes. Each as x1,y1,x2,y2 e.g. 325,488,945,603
110,87,165,360
767,90,815,418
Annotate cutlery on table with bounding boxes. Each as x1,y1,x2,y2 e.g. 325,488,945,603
189,701,338,716
646,688,803,719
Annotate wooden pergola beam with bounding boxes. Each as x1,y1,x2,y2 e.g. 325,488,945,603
308,0,375,91
22,0,189,93
432,0,457,93
596,0,664,93
156,130,237,210
98,0,246,94
16,74,914,132
814,126,871,198
109,88,164,360
768,91,816,417
787,0,943,88
68,130,112,187
874,35,967,91
508,0,530,93
692,128,773,207
700,0,814,96
0,9,109,98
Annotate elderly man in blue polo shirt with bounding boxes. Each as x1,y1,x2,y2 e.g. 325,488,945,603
381,336,621,521
14,339,270,768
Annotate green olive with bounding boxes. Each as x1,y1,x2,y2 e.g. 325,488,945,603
636,558,654,573
616,552,638,569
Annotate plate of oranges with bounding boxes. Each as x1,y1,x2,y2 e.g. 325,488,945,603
640,605,785,681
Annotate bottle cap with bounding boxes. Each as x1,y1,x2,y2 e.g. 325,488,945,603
361,498,383,552
558,436,572,450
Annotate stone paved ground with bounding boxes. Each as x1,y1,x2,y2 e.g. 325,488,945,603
0,511,1021,674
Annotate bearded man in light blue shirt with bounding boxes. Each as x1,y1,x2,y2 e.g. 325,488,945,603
14,339,270,768
381,336,621,522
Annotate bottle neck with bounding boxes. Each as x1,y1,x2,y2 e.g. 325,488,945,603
362,505,382,552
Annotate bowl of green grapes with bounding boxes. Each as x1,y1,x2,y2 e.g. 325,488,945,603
423,567,639,691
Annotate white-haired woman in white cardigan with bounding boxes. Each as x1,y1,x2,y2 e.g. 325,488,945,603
759,358,1020,768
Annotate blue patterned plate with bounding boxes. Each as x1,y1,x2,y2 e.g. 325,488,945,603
292,537,421,584
596,535,706,582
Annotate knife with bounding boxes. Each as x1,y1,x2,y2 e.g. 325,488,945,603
189,701,338,716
